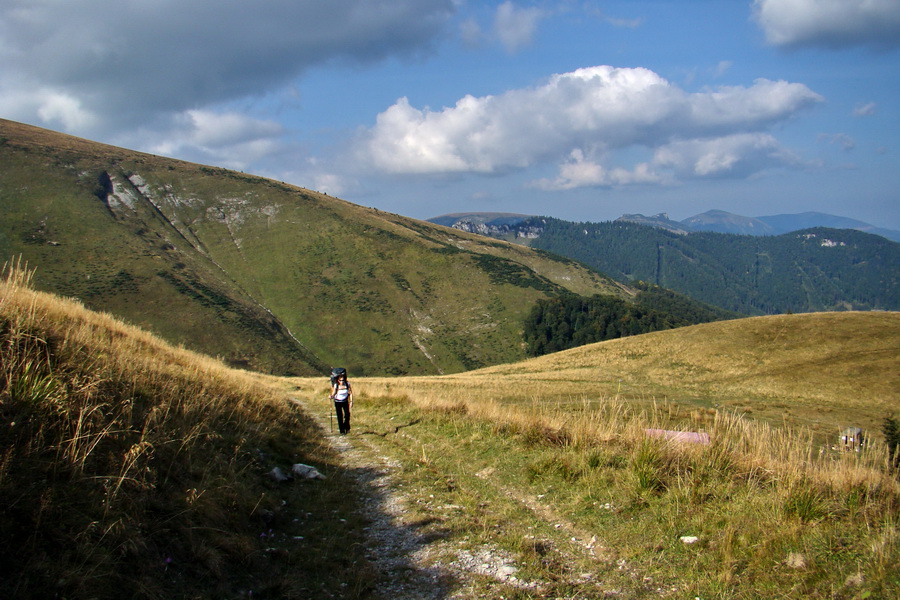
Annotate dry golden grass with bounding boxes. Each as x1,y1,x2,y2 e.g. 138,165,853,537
0,261,375,599
289,356,899,598
5,249,897,598
293,309,899,509
339,311,899,437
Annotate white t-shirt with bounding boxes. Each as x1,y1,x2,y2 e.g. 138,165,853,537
334,383,350,401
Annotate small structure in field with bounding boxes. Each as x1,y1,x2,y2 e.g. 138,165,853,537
839,427,865,451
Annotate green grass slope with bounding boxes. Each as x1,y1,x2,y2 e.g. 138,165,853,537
0,119,624,375
0,122,324,375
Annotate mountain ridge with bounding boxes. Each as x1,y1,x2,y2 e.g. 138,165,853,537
428,212,900,315
431,209,900,242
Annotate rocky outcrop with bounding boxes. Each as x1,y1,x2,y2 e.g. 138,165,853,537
450,218,543,240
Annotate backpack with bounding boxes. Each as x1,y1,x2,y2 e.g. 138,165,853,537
330,367,347,385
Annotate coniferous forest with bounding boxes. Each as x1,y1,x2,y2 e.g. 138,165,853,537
523,283,736,356
522,218,899,315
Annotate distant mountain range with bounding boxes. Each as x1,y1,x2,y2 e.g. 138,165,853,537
624,210,900,242
428,212,900,315
431,210,900,242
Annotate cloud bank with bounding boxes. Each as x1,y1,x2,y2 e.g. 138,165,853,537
0,0,455,135
2,0,881,211
753,0,900,49
359,65,823,188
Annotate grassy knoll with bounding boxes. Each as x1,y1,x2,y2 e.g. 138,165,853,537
0,264,378,599
358,311,900,438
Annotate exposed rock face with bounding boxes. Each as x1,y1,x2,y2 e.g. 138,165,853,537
450,218,544,240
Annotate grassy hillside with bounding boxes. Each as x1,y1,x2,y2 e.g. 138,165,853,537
357,311,900,438
0,265,380,598
0,118,623,376
4,264,897,598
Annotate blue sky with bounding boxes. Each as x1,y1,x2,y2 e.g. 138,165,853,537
2,0,898,228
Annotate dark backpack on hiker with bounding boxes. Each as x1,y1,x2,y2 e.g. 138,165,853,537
330,367,346,386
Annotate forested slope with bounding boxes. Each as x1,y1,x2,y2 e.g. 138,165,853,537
524,218,899,314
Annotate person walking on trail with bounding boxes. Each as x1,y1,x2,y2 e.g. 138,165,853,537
330,368,353,435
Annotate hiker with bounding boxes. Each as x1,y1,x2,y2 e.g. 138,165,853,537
330,368,353,434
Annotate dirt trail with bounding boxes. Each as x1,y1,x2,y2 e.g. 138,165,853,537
292,396,456,598
290,396,623,598
291,396,562,598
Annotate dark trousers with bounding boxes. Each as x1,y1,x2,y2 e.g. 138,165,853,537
334,401,351,434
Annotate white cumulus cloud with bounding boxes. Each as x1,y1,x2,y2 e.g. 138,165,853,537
359,65,822,188
531,149,661,190
653,133,808,178
753,0,900,49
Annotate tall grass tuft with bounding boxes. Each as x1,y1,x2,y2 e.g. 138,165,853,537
630,438,666,495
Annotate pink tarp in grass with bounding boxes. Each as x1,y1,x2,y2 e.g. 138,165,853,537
645,429,710,445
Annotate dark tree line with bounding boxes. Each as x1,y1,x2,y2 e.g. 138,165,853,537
523,285,734,357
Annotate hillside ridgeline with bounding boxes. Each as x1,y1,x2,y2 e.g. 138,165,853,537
0,119,624,376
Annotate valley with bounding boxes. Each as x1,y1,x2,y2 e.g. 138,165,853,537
3,266,898,598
